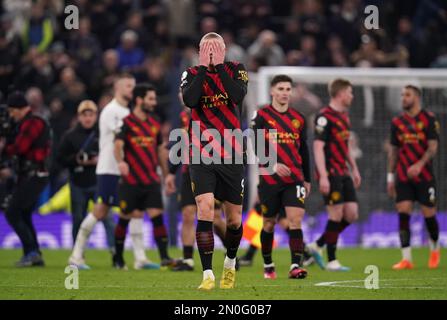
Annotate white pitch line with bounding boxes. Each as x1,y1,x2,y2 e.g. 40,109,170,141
315,278,445,290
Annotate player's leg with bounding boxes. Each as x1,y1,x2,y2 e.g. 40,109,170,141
69,175,119,268
258,185,281,279
282,183,307,278
419,182,440,269
195,192,216,289
147,208,174,268
190,164,217,290
112,211,134,270
285,206,307,279
217,164,245,289
261,215,277,279
340,176,359,233
220,200,243,288
172,204,196,271
172,171,198,271
392,180,415,270
213,201,227,248
393,201,414,269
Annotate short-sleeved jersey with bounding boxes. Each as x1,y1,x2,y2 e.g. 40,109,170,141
180,61,248,161
116,112,162,185
252,104,307,185
314,106,351,177
96,98,130,175
390,110,439,183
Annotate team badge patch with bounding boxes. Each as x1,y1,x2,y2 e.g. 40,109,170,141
292,119,301,129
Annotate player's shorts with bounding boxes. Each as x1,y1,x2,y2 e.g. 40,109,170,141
323,175,357,206
189,164,245,205
180,171,196,208
396,180,436,207
258,182,306,218
96,174,120,206
118,183,163,214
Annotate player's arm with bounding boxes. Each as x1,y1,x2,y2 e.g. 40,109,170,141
215,63,248,104
114,123,129,176
387,121,400,197
114,138,129,176
181,67,207,108
157,133,176,194
347,142,361,188
407,115,439,178
313,115,330,195
298,120,311,196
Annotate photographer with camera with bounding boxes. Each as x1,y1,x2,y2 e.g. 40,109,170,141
57,100,115,249
0,91,51,267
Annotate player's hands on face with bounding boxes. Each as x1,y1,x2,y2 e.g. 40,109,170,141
274,163,291,177
352,168,361,188
319,175,330,195
407,162,422,179
304,182,311,198
199,42,211,67
118,161,129,176
164,173,176,195
210,40,225,65
387,181,396,198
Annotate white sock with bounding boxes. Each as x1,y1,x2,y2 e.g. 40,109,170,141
429,239,440,251
129,218,147,262
402,247,412,261
72,213,97,260
184,258,194,267
203,269,215,280
290,263,299,271
224,256,236,269
263,262,275,268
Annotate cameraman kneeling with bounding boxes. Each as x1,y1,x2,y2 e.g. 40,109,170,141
2,91,51,267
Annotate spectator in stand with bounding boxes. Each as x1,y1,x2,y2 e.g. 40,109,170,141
248,30,285,66
116,30,145,73
25,86,50,120
21,2,54,53
67,16,102,84
90,49,120,101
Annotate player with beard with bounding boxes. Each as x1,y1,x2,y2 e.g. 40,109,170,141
112,83,178,270
387,85,440,270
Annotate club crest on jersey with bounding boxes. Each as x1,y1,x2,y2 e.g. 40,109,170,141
238,70,249,82
416,122,424,130
317,116,327,127
292,119,301,129
151,126,158,135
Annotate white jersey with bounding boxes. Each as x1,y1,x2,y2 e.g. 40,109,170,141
96,98,130,175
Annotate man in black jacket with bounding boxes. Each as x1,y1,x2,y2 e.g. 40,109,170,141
1,91,51,267
57,100,115,249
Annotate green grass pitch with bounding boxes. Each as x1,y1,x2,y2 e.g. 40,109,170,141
0,248,445,300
